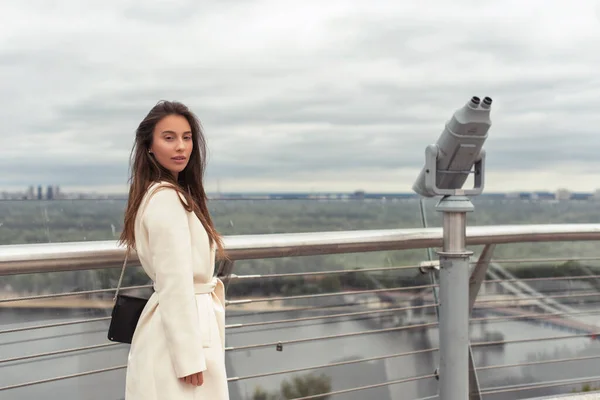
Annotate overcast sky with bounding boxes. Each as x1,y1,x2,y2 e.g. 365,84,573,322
2,0,600,194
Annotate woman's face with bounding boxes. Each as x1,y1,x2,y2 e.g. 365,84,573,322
150,114,193,179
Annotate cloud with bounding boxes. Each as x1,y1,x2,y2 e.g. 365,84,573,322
2,0,600,193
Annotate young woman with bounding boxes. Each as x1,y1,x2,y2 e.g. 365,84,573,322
119,100,229,399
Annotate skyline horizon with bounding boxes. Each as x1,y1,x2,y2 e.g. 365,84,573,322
1,182,598,196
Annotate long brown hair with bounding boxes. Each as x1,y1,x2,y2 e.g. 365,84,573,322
119,100,225,260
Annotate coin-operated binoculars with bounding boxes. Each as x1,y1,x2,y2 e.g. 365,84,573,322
412,96,492,400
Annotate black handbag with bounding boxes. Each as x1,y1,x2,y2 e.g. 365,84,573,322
107,251,149,344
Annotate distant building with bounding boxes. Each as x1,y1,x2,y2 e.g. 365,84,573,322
571,192,592,201
37,185,43,200
555,189,571,201
533,191,555,201
46,185,54,200
505,192,533,200
353,190,366,200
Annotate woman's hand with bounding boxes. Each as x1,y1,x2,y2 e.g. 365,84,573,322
180,372,204,386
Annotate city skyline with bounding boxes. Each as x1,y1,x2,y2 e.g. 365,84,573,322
1,183,598,199
2,1,600,193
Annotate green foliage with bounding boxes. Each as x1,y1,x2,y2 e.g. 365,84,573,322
251,386,278,400
572,383,600,393
4,198,600,294
280,373,331,399
582,384,594,392
251,373,331,400
507,260,578,278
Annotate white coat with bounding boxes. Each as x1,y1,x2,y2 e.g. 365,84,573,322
125,182,229,399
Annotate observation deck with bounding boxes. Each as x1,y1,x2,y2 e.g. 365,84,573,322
2,224,600,399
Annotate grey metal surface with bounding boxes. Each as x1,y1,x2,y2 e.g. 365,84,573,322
436,197,473,400
3,223,600,275
467,244,495,400
442,212,467,251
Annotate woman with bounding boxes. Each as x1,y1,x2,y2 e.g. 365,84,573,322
119,100,229,399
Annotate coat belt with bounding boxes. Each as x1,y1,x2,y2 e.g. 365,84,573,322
152,277,219,295
193,277,219,294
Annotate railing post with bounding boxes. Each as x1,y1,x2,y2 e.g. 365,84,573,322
436,195,474,400
467,244,496,400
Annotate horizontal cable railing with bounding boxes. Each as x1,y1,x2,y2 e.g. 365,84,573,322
2,223,600,399
0,284,152,304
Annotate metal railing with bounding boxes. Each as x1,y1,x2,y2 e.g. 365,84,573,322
2,223,600,399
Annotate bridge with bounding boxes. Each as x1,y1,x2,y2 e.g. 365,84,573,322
2,224,600,399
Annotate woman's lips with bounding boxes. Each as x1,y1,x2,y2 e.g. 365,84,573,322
171,156,187,164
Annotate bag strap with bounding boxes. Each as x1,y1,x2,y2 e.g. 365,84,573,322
113,249,130,302
111,181,172,303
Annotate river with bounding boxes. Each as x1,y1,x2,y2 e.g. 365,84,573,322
2,302,600,400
